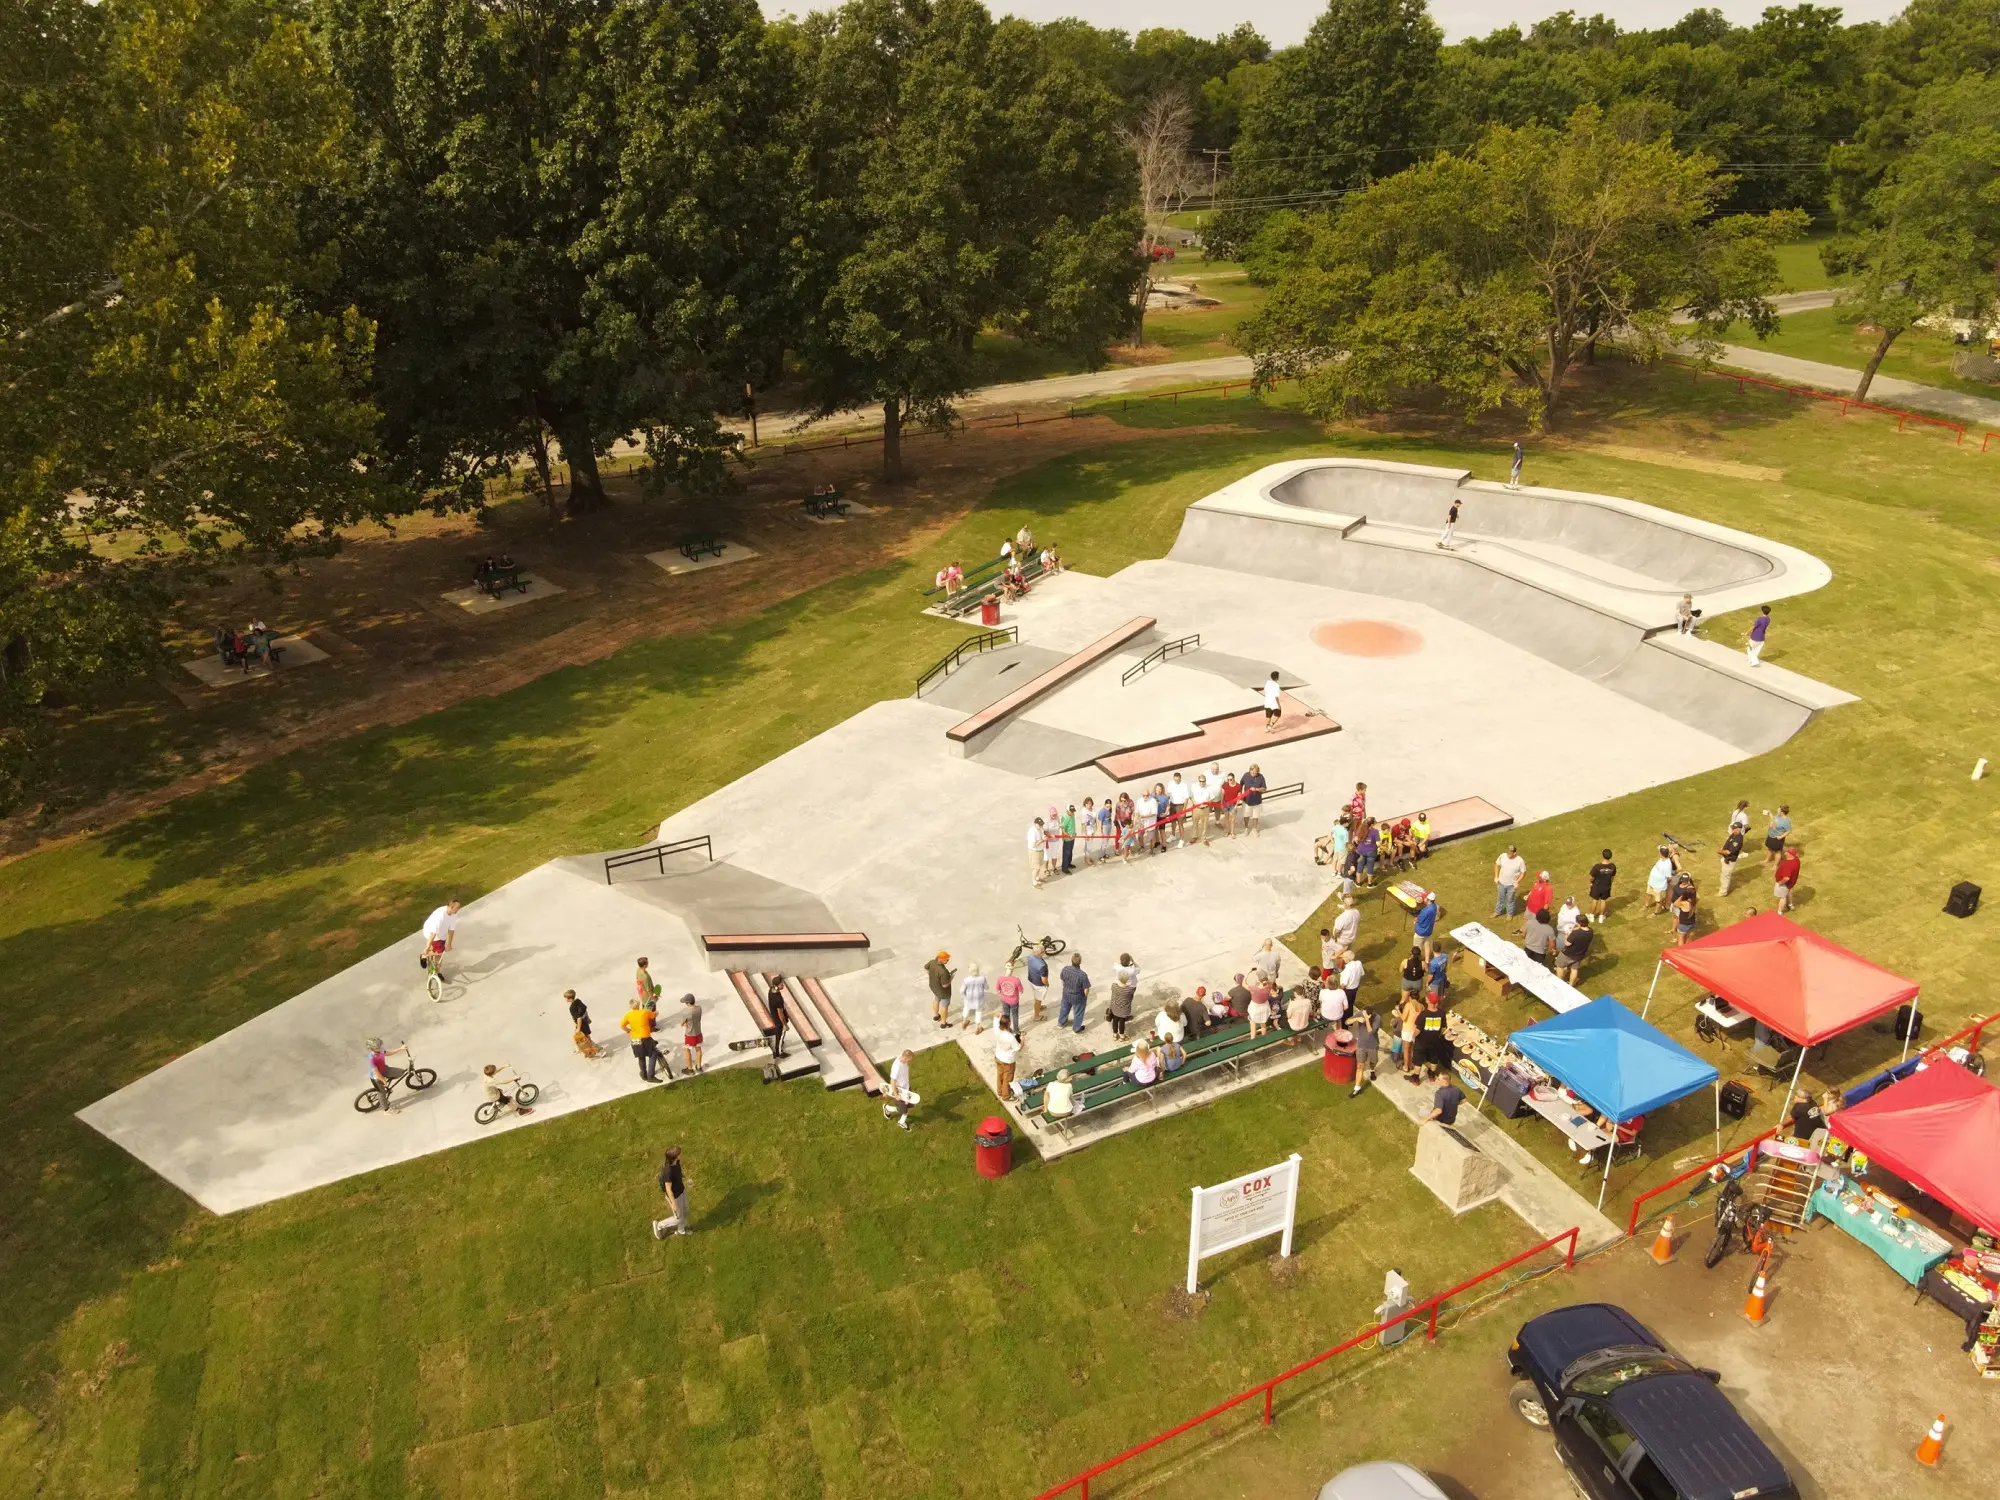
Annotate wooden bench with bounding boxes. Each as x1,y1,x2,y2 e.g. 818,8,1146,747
679,536,726,562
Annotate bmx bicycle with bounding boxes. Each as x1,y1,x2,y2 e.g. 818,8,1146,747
1704,1169,1773,1269
1008,925,1066,966
354,1044,438,1113
420,946,447,1001
475,1077,540,1124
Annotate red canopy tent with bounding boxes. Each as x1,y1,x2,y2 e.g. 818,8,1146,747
1828,1061,2000,1236
1646,911,1919,1043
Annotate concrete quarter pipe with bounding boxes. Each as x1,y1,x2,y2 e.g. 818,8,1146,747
1168,458,1854,754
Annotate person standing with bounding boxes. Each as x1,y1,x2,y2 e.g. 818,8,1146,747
1746,605,1772,665
1672,884,1699,945
1106,968,1134,1040
1060,805,1077,874
1424,1068,1465,1126
1095,796,1114,857
1555,896,1582,946
1719,823,1745,896
1493,844,1527,918
1763,805,1793,867
621,1001,662,1082
1556,916,1593,985
1338,949,1365,1012
654,1146,691,1237
1438,498,1461,549
1058,954,1091,1034
1027,816,1048,888
960,963,987,1033
678,992,704,1074
1220,772,1243,836
1260,670,1284,733
1508,439,1524,490
766,975,791,1059
567,989,598,1057
1240,764,1267,835
1190,773,1212,846
1521,906,1556,968
1414,993,1449,1074
1414,890,1440,959
1645,845,1677,915
926,951,955,1028
635,956,662,1014
1333,896,1362,954
994,962,1024,1035
1025,945,1050,1022
992,1019,1021,1100
1729,799,1753,837
1588,849,1617,921
1524,870,1554,922
1348,1008,1379,1097
1078,798,1097,867
1165,774,1193,845
1773,844,1802,913
885,1049,917,1130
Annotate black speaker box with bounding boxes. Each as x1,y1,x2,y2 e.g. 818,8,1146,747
1719,1080,1752,1120
1945,881,1981,918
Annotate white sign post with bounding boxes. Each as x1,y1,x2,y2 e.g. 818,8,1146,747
1186,1153,1302,1294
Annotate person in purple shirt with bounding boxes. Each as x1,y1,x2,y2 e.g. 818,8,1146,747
1746,605,1771,666
1355,820,1381,887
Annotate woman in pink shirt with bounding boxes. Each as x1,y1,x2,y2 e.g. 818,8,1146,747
994,965,1025,1033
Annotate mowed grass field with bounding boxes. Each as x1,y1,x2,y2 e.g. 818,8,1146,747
1720,305,2000,401
6,366,2000,1497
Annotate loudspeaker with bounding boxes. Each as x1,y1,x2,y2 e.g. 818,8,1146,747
1719,1080,1753,1120
1894,1004,1922,1042
1945,881,1981,918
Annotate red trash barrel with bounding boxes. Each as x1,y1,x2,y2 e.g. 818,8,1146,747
1323,1029,1358,1085
975,1115,1013,1178
979,596,1001,627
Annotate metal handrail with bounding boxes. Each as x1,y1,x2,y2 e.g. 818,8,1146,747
1119,633,1201,686
1261,781,1306,801
914,627,1018,695
603,835,713,885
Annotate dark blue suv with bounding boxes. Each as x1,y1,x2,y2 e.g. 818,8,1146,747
1507,1303,1799,1500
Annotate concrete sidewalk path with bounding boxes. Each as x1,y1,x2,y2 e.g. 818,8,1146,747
1709,343,2000,428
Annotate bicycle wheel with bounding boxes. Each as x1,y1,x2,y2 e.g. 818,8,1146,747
515,1082,540,1106
408,1067,438,1090
425,967,443,1001
355,1088,384,1114
1042,936,1067,956
475,1100,500,1125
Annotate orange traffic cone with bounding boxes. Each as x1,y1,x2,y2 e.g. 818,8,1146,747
1915,1414,1946,1467
1650,1215,1676,1265
1742,1272,1770,1325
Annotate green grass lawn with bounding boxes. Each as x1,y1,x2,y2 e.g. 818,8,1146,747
1721,306,2000,402
971,260,1260,385
1772,232,1837,293
7,369,2000,1496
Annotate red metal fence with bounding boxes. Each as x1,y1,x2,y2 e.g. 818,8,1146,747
1029,1227,1581,1500
1663,355,1999,452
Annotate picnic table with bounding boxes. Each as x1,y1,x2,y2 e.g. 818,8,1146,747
473,560,530,596
678,536,725,562
803,490,848,518
1449,922,1589,1015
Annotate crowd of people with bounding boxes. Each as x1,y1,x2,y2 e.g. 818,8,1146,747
212,619,285,673
933,525,1063,605
1024,762,1271,885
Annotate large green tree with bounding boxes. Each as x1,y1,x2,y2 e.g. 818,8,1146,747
309,0,800,510
0,0,392,802
1206,0,1443,258
1238,107,1802,428
793,0,1139,481
1825,73,2000,401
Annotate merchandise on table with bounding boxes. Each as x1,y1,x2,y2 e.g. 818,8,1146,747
1809,1171,1953,1286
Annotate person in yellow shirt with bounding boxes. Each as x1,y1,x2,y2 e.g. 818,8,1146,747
621,1004,663,1082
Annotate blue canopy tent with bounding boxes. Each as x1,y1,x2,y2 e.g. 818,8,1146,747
1494,996,1721,1209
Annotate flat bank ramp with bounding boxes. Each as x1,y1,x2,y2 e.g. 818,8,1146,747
946,616,1154,756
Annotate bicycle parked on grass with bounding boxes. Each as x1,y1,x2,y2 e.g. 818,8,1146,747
354,1041,438,1113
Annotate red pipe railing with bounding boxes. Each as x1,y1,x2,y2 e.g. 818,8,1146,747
1624,1129,1777,1238
1030,1226,1580,1500
1924,1008,2000,1059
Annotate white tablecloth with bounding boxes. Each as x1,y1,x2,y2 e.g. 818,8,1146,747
1450,922,1590,1015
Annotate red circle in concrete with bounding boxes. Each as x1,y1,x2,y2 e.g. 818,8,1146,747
1312,619,1424,657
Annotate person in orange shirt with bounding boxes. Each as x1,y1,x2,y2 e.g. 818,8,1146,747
621,1003,663,1082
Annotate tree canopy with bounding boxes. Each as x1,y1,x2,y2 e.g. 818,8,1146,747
0,0,392,793
1238,107,1801,428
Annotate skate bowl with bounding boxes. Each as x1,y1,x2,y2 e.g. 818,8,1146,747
1168,458,1853,754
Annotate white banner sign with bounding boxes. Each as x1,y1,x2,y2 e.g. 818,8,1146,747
1186,1153,1302,1293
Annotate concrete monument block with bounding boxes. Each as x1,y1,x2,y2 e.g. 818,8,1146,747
1411,1121,1505,1214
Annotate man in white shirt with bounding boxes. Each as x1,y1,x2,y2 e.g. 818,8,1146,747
1027,818,1047,887
1332,896,1361,951
1493,846,1528,917
1338,951,1365,1008
992,1022,1021,1098
1136,791,1157,849
1556,896,1582,944
420,901,461,992
1165,774,1192,845
1261,670,1283,731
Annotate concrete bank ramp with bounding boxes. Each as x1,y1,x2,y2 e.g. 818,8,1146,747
1169,458,1853,753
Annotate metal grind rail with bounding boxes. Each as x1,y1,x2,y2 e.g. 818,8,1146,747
602,835,713,884
1119,633,1201,687
915,627,1019,695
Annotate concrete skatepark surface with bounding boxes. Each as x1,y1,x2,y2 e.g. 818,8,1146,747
81,457,1853,1215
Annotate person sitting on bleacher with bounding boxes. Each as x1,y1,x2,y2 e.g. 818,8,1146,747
1125,1040,1159,1087
1154,999,1186,1045
1159,1035,1186,1075
1044,1068,1074,1118
1180,993,1211,1041
1411,812,1432,858
1285,985,1315,1038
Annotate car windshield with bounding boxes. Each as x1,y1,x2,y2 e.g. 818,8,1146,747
1561,1345,1691,1395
